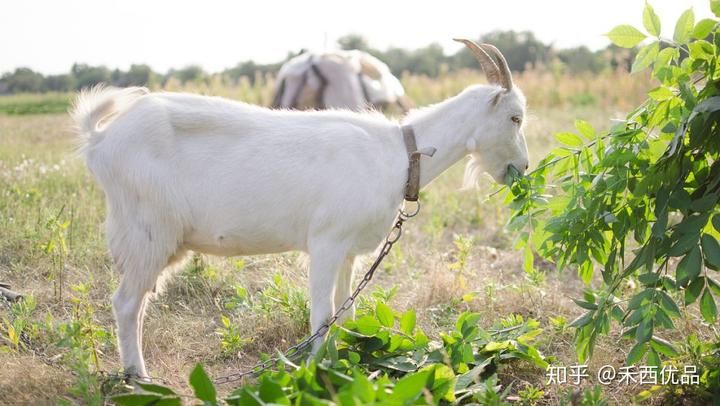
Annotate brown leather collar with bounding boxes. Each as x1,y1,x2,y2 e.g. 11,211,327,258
401,125,436,202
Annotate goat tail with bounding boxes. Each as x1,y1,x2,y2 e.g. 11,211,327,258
71,84,149,151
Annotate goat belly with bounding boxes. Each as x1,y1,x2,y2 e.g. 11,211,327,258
183,225,301,257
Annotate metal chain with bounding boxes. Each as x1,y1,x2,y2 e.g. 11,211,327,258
211,204,417,385
2,202,418,388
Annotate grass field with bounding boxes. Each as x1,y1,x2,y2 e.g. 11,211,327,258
1,70,696,404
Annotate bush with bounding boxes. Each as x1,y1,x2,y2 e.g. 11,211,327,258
506,2,720,401
111,304,547,405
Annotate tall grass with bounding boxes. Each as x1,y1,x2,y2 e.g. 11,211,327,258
0,67,654,116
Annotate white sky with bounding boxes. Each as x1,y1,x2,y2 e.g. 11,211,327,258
1,0,713,75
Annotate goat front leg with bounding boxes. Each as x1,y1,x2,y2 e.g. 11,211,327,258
308,241,351,353
333,256,356,325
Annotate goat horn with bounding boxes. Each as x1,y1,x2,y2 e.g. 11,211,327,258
479,43,513,90
453,38,502,88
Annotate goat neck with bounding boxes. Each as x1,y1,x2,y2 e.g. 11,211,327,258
403,90,482,189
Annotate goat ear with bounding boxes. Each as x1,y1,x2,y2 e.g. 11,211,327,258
490,90,504,107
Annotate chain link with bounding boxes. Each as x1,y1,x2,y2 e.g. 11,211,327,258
2,203,418,388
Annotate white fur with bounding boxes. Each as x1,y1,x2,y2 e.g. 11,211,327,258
72,81,528,377
274,50,406,110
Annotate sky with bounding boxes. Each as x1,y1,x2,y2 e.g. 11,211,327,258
1,0,714,75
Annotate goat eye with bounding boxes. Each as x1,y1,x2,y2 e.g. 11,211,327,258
511,116,522,124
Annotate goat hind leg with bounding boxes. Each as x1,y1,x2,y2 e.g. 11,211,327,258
112,275,150,378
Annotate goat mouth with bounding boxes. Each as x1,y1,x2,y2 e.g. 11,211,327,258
503,164,522,186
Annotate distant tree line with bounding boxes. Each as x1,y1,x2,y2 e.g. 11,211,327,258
0,31,637,94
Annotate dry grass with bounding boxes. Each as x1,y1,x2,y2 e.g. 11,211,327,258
0,353,72,404
0,71,706,404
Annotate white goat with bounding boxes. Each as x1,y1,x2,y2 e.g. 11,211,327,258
271,50,409,112
72,39,529,378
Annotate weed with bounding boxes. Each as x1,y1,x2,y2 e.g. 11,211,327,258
215,315,252,357
448,234,474,275
254,273,309,329
356,285,398,313
52,282,114,405
518,384,545,405
559,386,607,406
44,206,70,302
0,295,37,350
222,285,249,311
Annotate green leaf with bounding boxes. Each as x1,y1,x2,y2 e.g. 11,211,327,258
646,347,661,368
350,369,375,403
523,244,534,273
390,370,430,402
572,298,598,310
574,120,595,140
673,8,695,44
348,351,361,363
456,361,491,390
669,232,700,256
650,336,680,357
189,364,217,404
712,0,720,17
632,42,660,73
654,307,675,329
654,47,677,71
638,272,659,286
648,86,675,101
689,194,718,212
709,278,720,296
569,311,594,328
430,364,457,402
354,315,381,335
677,246,703,287
152,398,181,406
607,25,647,48
700,287,717,322
627,341,648,365
676,214,709,234
692,18,717,39
376,302,394,328
636,318,653,343
657,290,681,317
399,310,416,335
554,132,584,148
685,277,705,305
628,289,653,310
258,376,290,404
690,40,715,60
643,2,662,36
484,340,512,352
714,214,720,233
702,234,720,270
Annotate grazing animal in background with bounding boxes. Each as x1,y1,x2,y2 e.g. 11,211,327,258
72,39,529,378
271,50,410,112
